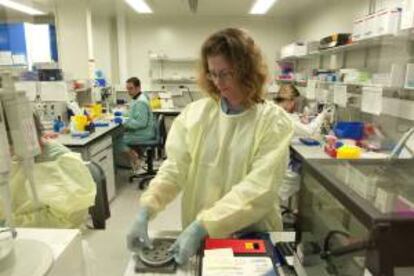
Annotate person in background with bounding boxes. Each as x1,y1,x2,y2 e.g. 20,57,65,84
115,77,155,172
6,113,71,162
275,84,329,138
126,28,293,265
33,114,72,162
275,84,330,205
2,114,96,228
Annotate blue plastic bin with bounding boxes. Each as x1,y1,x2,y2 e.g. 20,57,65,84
333,121,364,140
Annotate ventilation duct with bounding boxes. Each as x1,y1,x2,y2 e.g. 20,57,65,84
188,0,197,13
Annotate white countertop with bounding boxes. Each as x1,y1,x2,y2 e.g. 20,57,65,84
123,231,196,276
9,228,85,276
123,256,197,276
290,141,331,160
123,231,295,276
16,228,80,259
55,123,121,147
291,139,390,160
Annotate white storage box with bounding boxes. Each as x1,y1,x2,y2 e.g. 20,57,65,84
401,0,414,29
306,41,320,54
352,17,365,41
376,0,404,10
375,8,401,36
362,14,377,39
281,42,307,58
371,63,405,87
401,9,414,29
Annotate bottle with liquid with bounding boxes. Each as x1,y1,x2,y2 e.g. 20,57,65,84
53,116,65,133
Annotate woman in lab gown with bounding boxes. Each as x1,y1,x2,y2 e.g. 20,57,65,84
126,28,294,265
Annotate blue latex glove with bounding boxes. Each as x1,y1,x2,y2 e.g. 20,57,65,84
114,117,123,125
126,208,152,251
169,220,208,265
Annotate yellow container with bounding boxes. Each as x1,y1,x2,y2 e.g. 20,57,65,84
337,145,362,159
73,115,88,131
150,97,161,109
91,104,103,119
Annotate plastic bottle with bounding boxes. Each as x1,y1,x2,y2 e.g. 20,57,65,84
53,116,65,133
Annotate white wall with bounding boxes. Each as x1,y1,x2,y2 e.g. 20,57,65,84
294,0,370,42
110,19,120,84
126,16,296,89
55,2,119,83
92,15,117,84
54,0,90,80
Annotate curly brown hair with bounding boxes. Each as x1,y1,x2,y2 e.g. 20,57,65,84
198,28,268,108
277,84,300,100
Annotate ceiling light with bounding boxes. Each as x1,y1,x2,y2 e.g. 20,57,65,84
125,0,152,14
0,0,45,16
249,0,278,15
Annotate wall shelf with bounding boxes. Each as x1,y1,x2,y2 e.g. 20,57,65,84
152,78,197,84
277,34,409,62
317,81,388,88
150,57,198,63
149,56,198,87
276,79,404,90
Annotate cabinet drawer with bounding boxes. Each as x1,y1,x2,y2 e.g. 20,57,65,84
88,136,112,157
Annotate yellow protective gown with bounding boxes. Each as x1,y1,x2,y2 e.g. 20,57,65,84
1,141,96,228
140,98,293,238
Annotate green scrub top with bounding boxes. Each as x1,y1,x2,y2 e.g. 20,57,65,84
123,92,156,143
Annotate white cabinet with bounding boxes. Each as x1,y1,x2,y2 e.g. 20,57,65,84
281,42,307,58
55,125,120,206
90,136,116,201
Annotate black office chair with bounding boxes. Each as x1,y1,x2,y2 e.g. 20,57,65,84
128,114,166,189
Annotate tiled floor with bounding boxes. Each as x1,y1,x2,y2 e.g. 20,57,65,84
83,168,182,276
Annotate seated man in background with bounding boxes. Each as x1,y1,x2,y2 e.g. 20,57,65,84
3,114,96,228
115,77,155,172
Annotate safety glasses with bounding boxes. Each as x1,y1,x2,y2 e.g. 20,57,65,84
206,70,234,82
274,96,294,103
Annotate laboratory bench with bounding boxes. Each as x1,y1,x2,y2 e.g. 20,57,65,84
152,108,182,134
290,138,390,161
123,231,295,276
113,106,182,117
55,122,122,147
289,139,396,276
290,140,331,160
123,231,198,276
1,228,84,276
294,158,414,276
153,108,183,116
